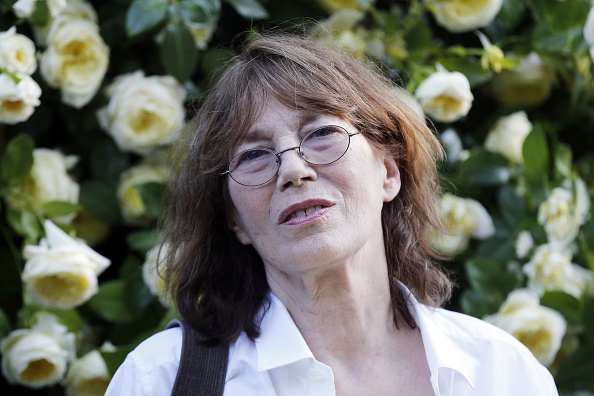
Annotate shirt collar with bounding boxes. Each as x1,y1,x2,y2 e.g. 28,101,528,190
255,292,314,372
401,283,478,391
255,287,479,391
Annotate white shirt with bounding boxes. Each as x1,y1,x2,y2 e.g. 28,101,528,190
105,288,559,395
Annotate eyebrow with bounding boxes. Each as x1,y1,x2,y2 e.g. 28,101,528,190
242,111,322,144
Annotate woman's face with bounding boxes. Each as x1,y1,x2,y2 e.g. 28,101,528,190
228,97,401,277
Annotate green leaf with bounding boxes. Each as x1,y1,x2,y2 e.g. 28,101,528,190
496,0,526,30
177,0,221,24
465,256,519,298
80,181,121,225
86,280,140,323
42,201,81,218
126,0,168,37
118,254,144,281
540,291,581,325
29,0,49,26
532,21,583,53
456,150,511,186
6,207,42,242
135,183,164,219
460,289,502,318
224,0,268,20
554,143,573,180
522,125,549,185
127,229,159,252
124,273,155,313
474,236,516,263
159,21,199,83
582,296,594,342
437,56,493,88
101,347,134,376
555,346,594,390
497,186,525,228
0,133,34,189
0,307,11,339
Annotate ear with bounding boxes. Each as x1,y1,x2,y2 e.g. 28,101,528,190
228,212,252,246
381,156,401,203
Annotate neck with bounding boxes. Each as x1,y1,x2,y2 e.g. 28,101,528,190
265,240,399,364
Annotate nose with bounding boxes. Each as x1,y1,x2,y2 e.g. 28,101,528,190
275,147,317,190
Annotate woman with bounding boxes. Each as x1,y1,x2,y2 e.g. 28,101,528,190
106,34,558,395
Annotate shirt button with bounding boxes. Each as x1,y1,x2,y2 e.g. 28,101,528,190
311,368,325,381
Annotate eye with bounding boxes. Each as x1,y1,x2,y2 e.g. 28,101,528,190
308,125,343,139
231,148,275,172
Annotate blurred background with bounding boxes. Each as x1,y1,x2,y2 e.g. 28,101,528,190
1,0,593,394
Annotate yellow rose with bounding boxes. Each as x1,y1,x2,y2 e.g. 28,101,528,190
484,289,566,366
538,181,589,246
0,73,41,125
490,52,554,107
484,111,533,165
64,350,111,396
10,148,79,223
97,71,186,155
0,313,75,389
429,193,495,255
414,70,474,123
424,0,503,33
0,27,37,75
40,15,109,108
116,164,168,224
22,220,111,309
143,243,172,307
523,244,594,299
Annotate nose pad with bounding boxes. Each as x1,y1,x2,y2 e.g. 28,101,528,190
276,148,316,189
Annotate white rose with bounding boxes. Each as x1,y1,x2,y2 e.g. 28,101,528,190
317,0,368,11
143,243,172,307
491,52,554,107
440,128,463,164
22,220,111,309
32,0,96,45
414,70,473,123
538,184,587,246
1,313,75,388
13,0,66,18
515,230,534,259
424,0,503,33
429,193,495,254
12,0,35,17
523,244,593,298
0,73,41,124
584,6,594,46
0,27,37,75
40,16,109,108
10,148,79,223
484,289,566,366
97,71,186,155
116,164,168,224
484,111,533,164
63,350,111,396
310,10,366,58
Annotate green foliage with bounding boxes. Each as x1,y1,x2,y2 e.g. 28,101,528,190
1,0,594,393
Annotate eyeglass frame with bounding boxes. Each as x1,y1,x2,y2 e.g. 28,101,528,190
220,125,360,187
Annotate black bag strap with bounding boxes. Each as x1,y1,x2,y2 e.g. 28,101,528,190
167,319,229,396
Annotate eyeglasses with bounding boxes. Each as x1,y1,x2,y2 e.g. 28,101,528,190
221,125,359,186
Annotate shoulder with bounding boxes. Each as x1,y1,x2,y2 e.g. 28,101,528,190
416,306,558,394
105,327,182,396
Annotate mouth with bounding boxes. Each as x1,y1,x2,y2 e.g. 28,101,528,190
279,200,334,224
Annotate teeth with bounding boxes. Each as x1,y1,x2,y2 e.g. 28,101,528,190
288,205,322,220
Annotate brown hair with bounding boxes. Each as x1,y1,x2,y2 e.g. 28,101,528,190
162,34,452,344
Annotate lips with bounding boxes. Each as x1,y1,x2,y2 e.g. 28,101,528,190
278,199,334,224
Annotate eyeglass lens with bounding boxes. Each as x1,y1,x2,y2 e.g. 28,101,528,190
229,125,352,186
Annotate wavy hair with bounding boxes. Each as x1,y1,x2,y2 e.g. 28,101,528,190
162,34,452,344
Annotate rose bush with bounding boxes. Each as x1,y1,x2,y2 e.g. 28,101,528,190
1,0,594,394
